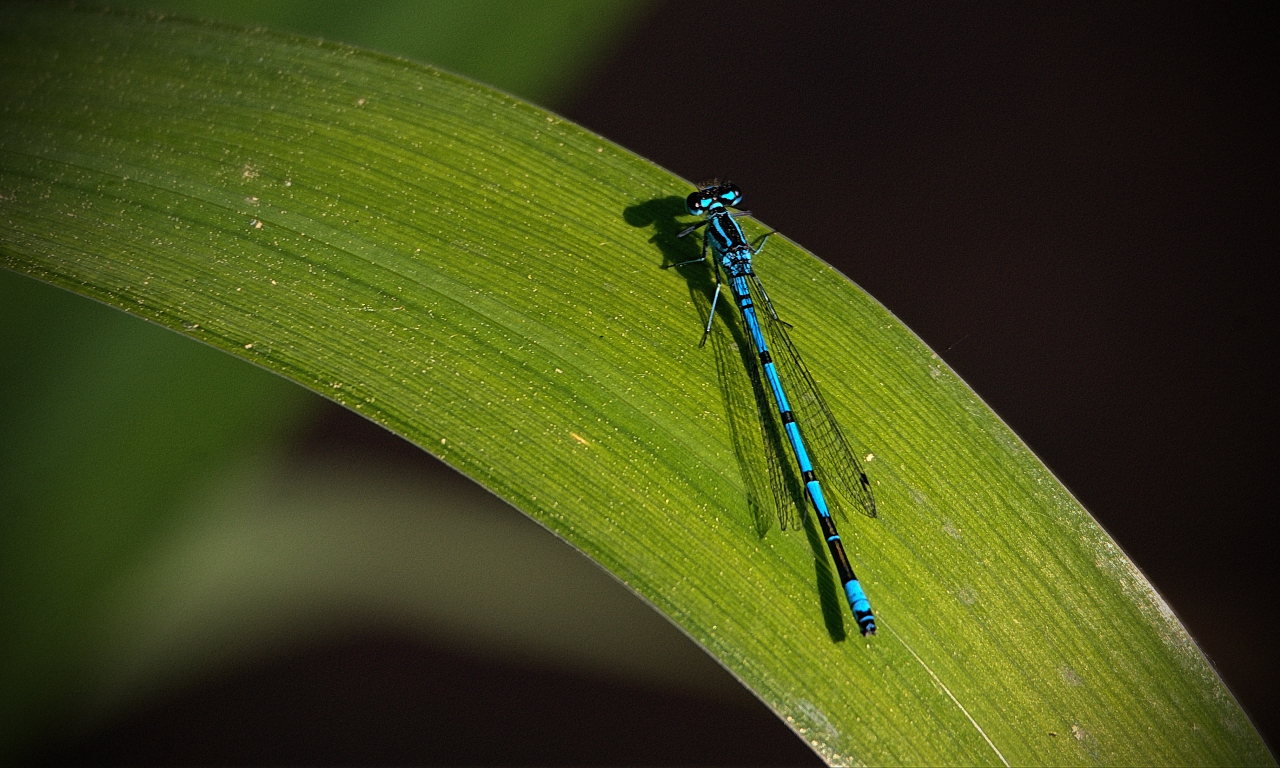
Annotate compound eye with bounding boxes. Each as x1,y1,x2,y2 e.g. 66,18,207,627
718,182,742,207
685,190,709,214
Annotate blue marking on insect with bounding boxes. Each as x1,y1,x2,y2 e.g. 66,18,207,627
664,181,881,636
844,580,875,634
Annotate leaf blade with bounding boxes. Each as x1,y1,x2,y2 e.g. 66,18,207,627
1,6,1270,765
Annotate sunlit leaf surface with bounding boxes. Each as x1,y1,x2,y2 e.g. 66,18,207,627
1,6,1270,765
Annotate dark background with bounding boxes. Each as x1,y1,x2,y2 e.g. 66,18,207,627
568,0,1277,752
42,1,1276,763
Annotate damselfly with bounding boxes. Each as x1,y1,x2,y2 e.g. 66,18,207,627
665,181,880,635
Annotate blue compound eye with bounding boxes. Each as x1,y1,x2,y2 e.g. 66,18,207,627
717,182,742,207
686,190,710,214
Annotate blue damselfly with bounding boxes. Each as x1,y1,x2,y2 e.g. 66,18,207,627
666,181,880,635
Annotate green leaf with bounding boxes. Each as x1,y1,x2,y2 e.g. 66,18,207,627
1,6,1270,765
119,0,655,107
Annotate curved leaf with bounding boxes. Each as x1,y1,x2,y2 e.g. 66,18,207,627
0,6,1270,765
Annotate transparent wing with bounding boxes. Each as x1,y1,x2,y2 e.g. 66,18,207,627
709,312,805,534
741,334,805,531
751,273,879,519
